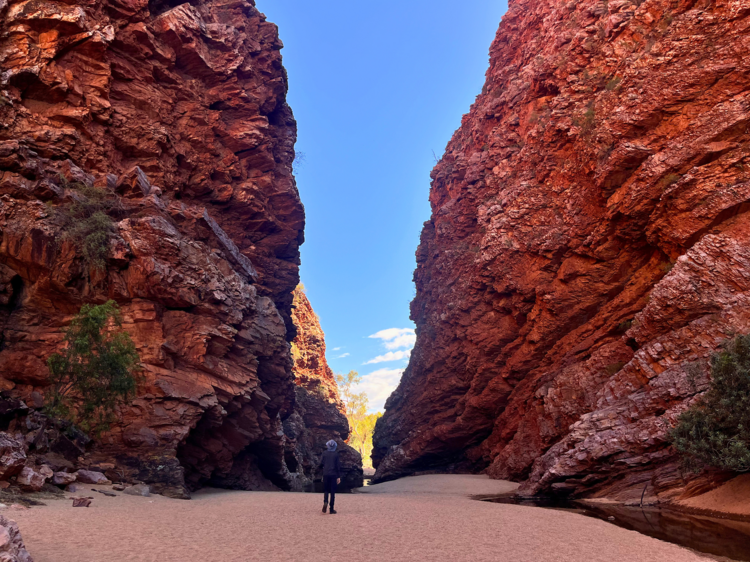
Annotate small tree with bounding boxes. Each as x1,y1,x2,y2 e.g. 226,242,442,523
336,370,367,415
56,181,118,271
670,334,750,472
335,370,382,467
46,300,140,436
349,412,382,468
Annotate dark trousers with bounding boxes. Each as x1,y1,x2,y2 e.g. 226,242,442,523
323,475,337,508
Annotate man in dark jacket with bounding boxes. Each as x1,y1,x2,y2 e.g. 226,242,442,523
319,439,341,514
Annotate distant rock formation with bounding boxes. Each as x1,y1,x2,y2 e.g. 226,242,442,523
286,286,363,490
373,0,750,503
0,0,311,497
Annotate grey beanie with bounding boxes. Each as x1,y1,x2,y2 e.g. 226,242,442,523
326,440,337,452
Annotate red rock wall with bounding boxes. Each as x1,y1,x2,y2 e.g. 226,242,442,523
373,0,750,502
290,286,344,408
0,0,308,497
285,286,363,489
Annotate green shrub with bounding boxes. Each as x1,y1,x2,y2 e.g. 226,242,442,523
56,181,118,271
659,260,675,274
615,319,633,333
46,300,141,437
605,77,622,91
605,361,626,375
670,334,750,473
573,104,596,139
660,173,682,190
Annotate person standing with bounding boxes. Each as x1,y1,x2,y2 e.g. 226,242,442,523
319,440,341,514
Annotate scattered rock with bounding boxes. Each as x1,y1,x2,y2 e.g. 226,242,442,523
0,514,34,561
123,484,150,497
92,489,117,497
65,484,82,493
28,392,44,410
71,498,91,508
75,470,110,485
0,400,28,421
17,467,45,492
52,472,76,487
37,453,75,473
112,484,125,492
0,435,26,481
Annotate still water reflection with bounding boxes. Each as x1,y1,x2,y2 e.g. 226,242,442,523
481,495,750,562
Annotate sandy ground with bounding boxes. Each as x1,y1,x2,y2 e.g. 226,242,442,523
8,475,713,562
678,474,750,517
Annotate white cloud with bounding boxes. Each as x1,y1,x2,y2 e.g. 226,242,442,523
369,328,416,350
332,347,342,351
336,353,350,358
359,368,404,412
364,349,411,364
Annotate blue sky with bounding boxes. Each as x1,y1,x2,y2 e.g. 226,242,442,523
259,0,509,412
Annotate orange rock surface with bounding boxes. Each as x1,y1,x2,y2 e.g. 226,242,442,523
290,286,344,408
0,0,316,497
373,0,750,502
286,286,363,489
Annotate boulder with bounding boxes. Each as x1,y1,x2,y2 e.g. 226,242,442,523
52,472,76,487
0,515,33,562
0,434,25,481
123,484,150,497
16,467,45,492
75,470,110,485
36,453,75,473
38,466,53,480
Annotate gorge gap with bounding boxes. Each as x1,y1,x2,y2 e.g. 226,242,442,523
373,0,750,503
0,0,360,498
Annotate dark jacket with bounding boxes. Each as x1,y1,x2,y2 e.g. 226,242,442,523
319,450,341,478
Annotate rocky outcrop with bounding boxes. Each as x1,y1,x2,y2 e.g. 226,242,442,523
284,286,363,490
373,0,750,503
0,1,306,497
0,515,33,562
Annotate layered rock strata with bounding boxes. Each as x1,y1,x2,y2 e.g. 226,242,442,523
374,0,750,502
285,286,363,490
0,0,311,497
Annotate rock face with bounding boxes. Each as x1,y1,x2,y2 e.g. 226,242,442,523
373,0,750,503
0,515,33,562
0,0,307,497
285,286,363,490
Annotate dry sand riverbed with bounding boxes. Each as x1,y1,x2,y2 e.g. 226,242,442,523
9,475,716,562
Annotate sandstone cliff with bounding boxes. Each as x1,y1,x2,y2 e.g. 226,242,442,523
0,0,314,497
285,286,363,490
373,0,750,503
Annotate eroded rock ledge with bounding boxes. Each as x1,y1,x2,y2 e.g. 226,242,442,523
373,0,750,503
0,0,315,497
